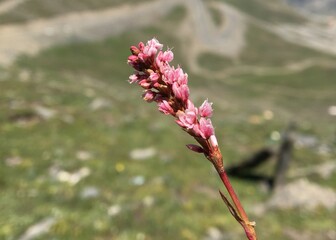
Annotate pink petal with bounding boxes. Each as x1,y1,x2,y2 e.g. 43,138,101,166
149,72,160,82
142,90,156,102
192,123,202,137
143,38,163,56
209,135,218,147
147,38,163,50
172,82,181,98
138,42,145,51
199,118,214,139
176,108,197,129
172,83,189,103
175,67,188,85
199,99,213,117
179,84,189,103
158,100,174,115
128,74,138,83
138,79,151,89
162,50,174,62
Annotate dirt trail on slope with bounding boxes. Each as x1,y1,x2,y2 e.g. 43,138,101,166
0,0,28,15
179,0,246,75
0,0,180,65
0,0,334,76
0,0,246,67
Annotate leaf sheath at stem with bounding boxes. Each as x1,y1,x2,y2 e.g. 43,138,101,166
215,166,257,240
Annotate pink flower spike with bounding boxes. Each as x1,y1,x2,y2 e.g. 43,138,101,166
199,118,214,139
158,100,174,115
127,39,259,240
199,99,213,118
186,144,204,153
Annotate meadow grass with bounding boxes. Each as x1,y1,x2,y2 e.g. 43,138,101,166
1,7,335,240
220,0,306,23
0,0,153,24
198,24,336,70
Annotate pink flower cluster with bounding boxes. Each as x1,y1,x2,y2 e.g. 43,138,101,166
127,38,217,152
127,39,257,240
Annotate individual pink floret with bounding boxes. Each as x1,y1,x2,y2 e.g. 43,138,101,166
142,90,156,102
198,118,214,139
199,99,213,118
158,100,174,115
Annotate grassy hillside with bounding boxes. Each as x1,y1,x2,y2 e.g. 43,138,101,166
0,0,153,24
0,2,335,240
220,0,306,23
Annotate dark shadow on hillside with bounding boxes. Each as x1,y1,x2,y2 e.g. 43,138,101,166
227,123,295,192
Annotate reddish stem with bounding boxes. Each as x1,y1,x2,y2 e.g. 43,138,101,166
217,168,249,222
216,167,257,240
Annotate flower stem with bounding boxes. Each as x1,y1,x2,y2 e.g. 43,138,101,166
215,166,257,240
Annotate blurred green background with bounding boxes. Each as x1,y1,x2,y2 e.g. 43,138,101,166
0,0,335,239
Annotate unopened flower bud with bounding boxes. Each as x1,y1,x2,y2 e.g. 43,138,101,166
158,100,174,115
129,74,138,83
130,46,140,55
138,79,151,89
143,90,156,102
138,42,145,51
128,55,138,63
209,135,218,147
186,144,204,153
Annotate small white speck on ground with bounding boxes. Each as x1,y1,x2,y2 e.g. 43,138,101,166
130,147,156,160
